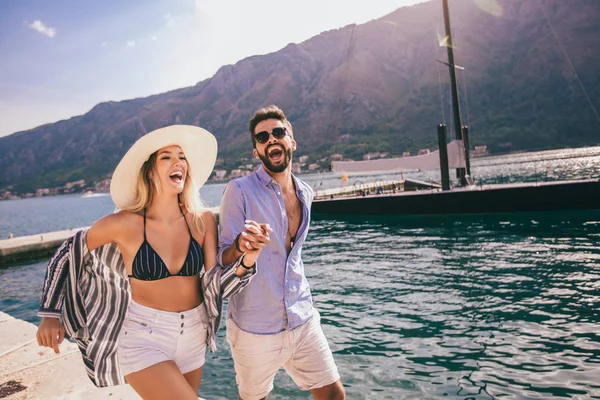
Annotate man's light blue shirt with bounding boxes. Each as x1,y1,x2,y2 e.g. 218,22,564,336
217,165,314,334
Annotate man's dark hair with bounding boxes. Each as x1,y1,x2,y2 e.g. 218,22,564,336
248,105,293,148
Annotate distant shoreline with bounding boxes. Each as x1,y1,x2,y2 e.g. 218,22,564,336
2,145,599,202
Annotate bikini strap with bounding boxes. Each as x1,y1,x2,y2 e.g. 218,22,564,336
179,204,193,236
143,208,147,240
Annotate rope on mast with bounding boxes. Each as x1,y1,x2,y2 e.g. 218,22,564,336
332,24,357,156
537,0,600,124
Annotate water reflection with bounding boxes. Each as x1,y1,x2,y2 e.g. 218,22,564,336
305,211,600,399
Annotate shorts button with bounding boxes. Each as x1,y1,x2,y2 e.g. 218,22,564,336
180,331,184,334
181,315,184,319
181,323,184,327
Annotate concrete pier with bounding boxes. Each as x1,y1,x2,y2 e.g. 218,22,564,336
0,207,221,266
0,311,140,399
0,228,87,266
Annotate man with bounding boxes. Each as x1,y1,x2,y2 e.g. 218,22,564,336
218,105,345,400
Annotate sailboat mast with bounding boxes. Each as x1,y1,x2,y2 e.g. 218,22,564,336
442,0,467,184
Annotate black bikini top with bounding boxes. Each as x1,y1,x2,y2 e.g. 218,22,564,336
128,208,203,281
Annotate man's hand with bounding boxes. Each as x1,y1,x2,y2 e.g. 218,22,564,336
37,317,66,354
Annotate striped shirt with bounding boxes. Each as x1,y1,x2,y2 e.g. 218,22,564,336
38,229,254,387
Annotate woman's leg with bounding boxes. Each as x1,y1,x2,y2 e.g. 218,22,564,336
125,360,199,400
183,366,204,393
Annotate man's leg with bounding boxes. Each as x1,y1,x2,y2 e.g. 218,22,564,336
226,318,291,400
283,310,345,399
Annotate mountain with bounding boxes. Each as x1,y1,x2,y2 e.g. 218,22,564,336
1,0,599,194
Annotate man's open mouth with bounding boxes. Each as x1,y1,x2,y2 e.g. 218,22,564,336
267,146,284,161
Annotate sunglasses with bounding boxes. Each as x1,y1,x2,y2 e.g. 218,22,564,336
254,127,287,144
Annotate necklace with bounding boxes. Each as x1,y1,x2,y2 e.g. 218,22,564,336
288,225,296,248
283,186,299,248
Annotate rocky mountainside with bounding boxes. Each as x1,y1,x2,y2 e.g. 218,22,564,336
1,0,599,193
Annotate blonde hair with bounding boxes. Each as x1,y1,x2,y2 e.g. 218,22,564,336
123,151,206,233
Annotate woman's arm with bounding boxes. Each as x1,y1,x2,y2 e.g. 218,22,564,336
38,213,128,354
85,212,126,252
201,210,218,273
201,209,252,277
37,235,74,353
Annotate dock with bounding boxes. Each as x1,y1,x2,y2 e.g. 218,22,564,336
313,179,438,201
0,311,140,399
312,178,600,215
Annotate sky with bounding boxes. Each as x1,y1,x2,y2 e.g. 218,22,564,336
0,0,429,138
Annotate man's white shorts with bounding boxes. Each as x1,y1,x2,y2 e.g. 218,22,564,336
226,309,340,400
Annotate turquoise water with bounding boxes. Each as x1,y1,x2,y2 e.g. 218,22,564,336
1,147,600,399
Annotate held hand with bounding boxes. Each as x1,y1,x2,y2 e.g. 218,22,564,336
239,220,272,265
241,220,272,249
36,317,66,354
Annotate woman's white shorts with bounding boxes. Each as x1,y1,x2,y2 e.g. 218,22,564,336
117,299,208,376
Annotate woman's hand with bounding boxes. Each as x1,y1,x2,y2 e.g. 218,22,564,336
36,317,66,354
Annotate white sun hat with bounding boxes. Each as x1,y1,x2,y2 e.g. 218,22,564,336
110,125,217,209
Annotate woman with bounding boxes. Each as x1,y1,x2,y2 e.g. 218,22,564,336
36,125,267,399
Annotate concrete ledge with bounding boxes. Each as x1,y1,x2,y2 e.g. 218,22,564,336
0,207,221,267
0,311,141,399
0,228,87,266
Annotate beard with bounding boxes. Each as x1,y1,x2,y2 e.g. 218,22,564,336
258,146,293,173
